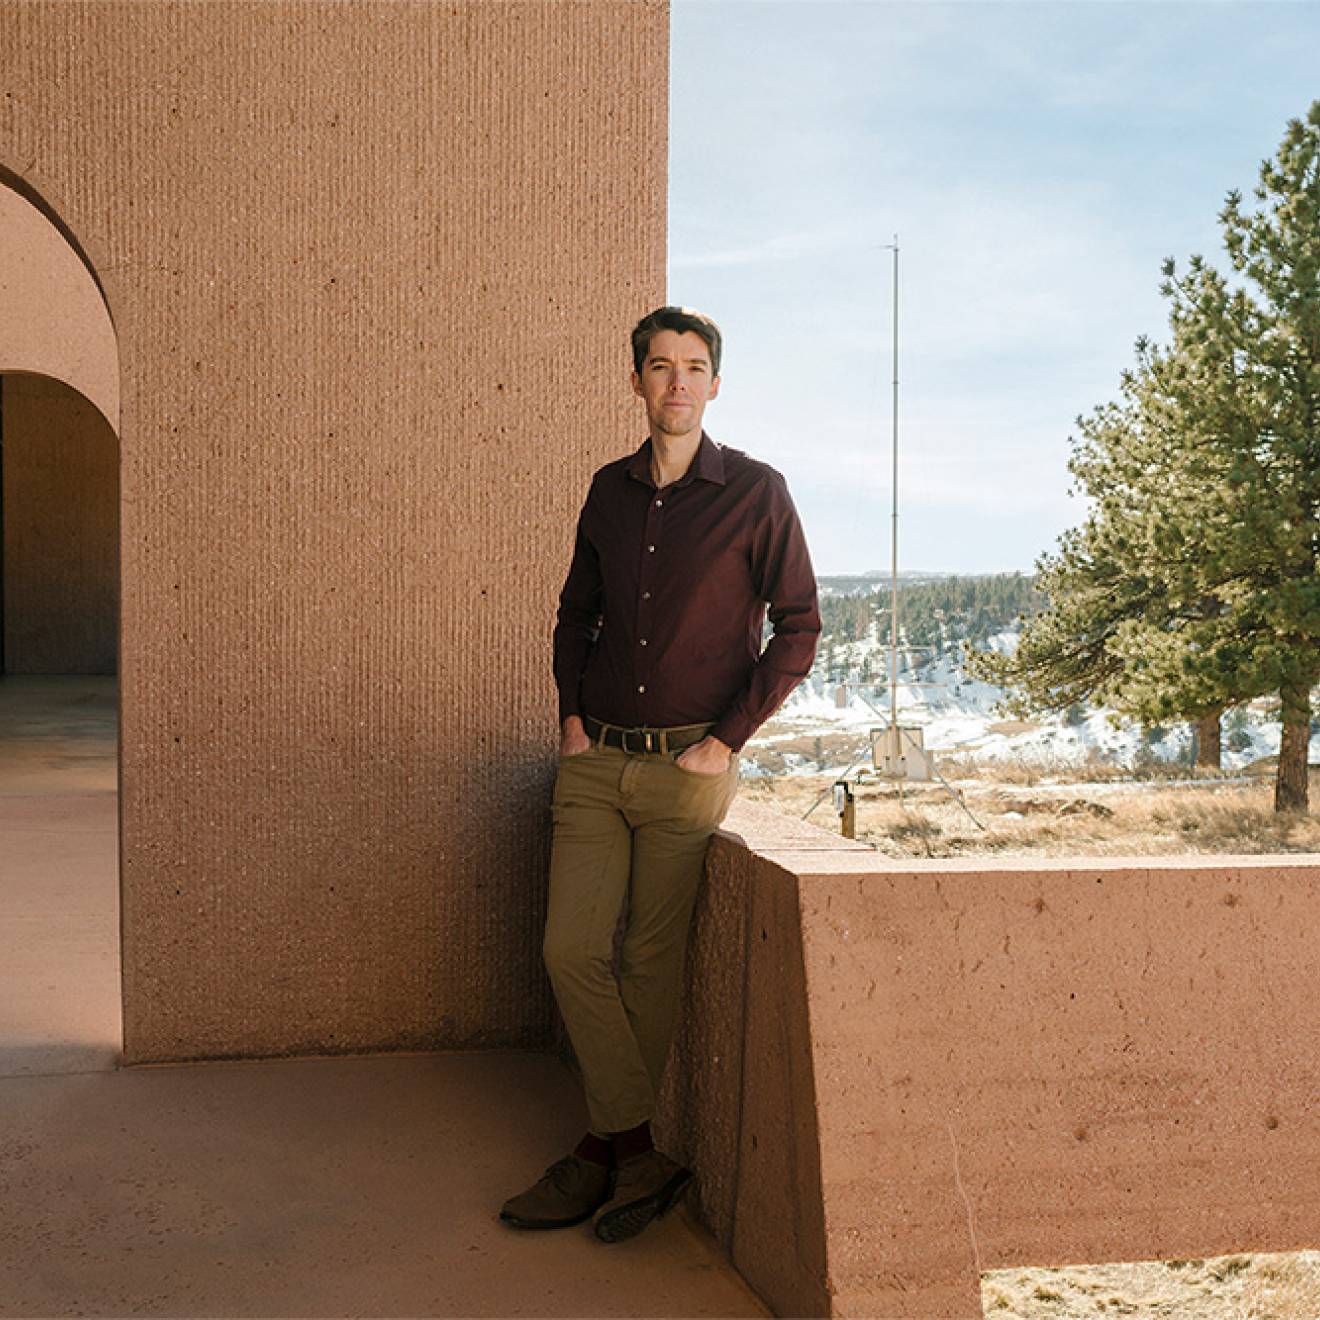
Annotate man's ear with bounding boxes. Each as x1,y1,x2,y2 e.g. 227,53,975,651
708,374,721,401
630,370,643,398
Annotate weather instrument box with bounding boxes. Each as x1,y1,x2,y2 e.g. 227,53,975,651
871,725,934,781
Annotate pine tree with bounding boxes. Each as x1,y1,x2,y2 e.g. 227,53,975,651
1147,103,1320,809
971,103,1320,806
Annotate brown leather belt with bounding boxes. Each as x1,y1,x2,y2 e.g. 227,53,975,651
583,715,712,755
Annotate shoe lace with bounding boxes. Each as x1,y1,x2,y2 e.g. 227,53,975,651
542,1155,580,1193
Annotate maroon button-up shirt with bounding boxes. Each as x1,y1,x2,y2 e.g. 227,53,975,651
553,432,820,753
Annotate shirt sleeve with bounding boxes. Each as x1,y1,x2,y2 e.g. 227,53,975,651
552,489,603,724
709,473,821,752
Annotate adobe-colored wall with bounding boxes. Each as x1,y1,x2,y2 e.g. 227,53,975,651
2,374,119,673
0,0,667,1062
0,168,119,430
661,802,869,1318
674,800,1320,1318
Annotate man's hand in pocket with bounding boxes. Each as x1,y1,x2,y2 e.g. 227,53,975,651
675,735,732,775
560,715,592,757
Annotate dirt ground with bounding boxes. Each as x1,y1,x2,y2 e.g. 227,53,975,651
982,1249,1320,1319
738,763,1320,857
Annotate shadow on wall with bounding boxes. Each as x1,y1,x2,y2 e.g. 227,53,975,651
1,374,119,674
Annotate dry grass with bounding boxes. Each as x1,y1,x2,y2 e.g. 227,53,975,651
941,751,1248,787
738,769,1320,857
983,1249,1320,1318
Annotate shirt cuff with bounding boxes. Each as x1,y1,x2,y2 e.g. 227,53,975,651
709,714,750,754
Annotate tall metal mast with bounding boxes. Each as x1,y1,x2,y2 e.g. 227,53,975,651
886,235,899,735
811,233,984,831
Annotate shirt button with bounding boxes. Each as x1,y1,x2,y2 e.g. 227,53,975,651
639,638,648,646
637,684,646,693
655,499,663,507
642,591,651,600
647,544,656,553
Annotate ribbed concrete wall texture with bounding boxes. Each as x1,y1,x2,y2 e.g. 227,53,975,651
0,0,668,1062
2,375,119,674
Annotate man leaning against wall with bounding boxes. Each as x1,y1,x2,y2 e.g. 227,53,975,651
500,306,821,1244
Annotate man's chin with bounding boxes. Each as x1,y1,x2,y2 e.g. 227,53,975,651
653,412,701,438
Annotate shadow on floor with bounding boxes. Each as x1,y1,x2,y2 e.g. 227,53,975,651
1,1051,765,1318
0,676,766,1317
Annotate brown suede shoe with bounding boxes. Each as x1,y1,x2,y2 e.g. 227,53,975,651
593,1149,693,1243
499,1154,613,1230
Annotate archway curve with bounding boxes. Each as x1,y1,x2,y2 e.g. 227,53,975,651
0,165,119,434
0,165,122,1073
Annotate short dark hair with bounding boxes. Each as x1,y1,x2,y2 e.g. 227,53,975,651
630,306,722,378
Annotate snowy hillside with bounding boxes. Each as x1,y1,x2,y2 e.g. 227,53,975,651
751,619,1318,774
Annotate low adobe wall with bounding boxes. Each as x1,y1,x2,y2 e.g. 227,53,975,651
661,798,1320,1318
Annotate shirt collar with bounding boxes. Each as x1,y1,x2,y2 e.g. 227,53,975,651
627,431,727,489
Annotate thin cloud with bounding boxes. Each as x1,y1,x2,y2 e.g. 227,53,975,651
669,225,858,271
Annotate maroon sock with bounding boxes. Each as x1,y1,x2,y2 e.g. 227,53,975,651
574,1131,614,1167
609,1120,654,1162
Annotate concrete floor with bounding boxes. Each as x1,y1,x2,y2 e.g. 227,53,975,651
0,675,768,1319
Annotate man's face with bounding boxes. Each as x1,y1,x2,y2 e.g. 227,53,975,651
631,328,720,441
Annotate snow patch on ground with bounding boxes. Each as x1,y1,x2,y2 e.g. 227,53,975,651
760,640,1317,773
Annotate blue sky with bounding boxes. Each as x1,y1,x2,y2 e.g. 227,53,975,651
667,0,1320,575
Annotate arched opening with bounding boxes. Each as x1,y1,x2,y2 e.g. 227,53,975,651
2,372,119,675
0,170,121,1075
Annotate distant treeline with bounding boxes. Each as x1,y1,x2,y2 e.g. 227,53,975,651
819,572,1042,650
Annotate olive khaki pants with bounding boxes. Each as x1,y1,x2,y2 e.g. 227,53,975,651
544,731,740,1135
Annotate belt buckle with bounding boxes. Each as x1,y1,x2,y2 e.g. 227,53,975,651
623,727,656,755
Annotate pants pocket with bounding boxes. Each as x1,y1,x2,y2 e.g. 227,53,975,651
668,755,739,827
